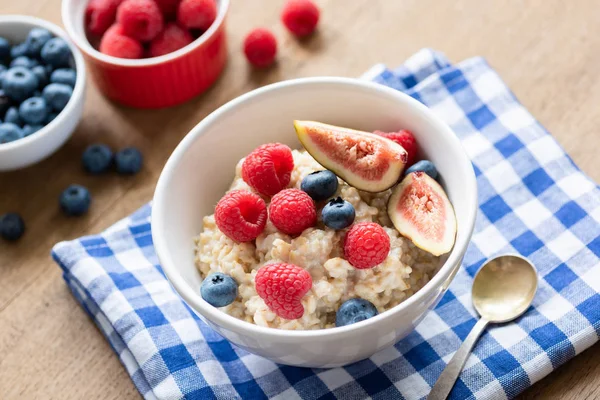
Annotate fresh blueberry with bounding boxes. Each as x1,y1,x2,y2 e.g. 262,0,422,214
2,67,38,102
31,65,48,87
4,106,21,126
301,170,339,201
22,124,43,136
405,160,438,180
41,38,72,68
10,56,38,69
115,147,143,175
19,97,48,125
50,68,76,87
0,89,11,116
0,123,24,144
0,213,25,241
59,184,91,216
335,298,378,327
42,83,72,111
0,37,10,60
201,272,238,307
10,43,29,59
82,143,113,174
25,28,53,57
46,112,58,124
322,197,356,230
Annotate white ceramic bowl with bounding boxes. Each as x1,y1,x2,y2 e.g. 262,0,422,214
153,77,478,368
0,15,86,171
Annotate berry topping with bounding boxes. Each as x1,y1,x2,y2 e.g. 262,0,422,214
86,0,120,36
149,23,193,58
269,189,317,235
344,222,390,269
215,190,267,242
281,0,320,37
99,24,143,59
177,0,217,31
255,263,312,320
83,143,113,174
335,298,378,327
405,160,438,180
115,147,143,174
117,0,164,42
0,212,25,241
241,143,293,196
322,197,355,230
374,129,418,167
243,28,277,68
300,170,338,201
201,272,238,307
60,184,92,216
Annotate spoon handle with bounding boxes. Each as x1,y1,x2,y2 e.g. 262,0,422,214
427,317,489,400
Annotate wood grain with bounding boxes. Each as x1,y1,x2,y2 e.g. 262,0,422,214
1,0,599,399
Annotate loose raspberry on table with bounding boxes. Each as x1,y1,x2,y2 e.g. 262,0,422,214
86,0,121,36
344,222,390,269
215,190,267,242
255,263,312,320
177,0,217,31
269,189,317,236
99,24,143,59
243,28,277,67
116,0,164,42
281,0,320,37
149,23,193,57
374,129,418,167
241,143,293,196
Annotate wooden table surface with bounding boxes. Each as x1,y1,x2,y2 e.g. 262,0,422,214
1,0,599,399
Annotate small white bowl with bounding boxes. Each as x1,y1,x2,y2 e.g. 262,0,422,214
153,77,478,368
0,15,86,171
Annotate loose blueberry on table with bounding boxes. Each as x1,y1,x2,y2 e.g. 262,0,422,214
82,143,113,174
0,212,25,241
60,184,92,216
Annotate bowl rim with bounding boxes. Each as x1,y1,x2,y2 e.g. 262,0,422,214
152,77,478,340
0,14,86,152
61,0,230,67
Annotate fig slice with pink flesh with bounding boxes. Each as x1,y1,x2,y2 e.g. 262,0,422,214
294,120,408,193
388,171,457,256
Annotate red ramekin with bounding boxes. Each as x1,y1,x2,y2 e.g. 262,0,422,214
62,0,228,108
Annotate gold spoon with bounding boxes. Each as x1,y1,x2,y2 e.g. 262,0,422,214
428,254,538,400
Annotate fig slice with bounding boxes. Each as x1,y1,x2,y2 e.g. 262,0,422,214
294,120,408,192
388,171,457,256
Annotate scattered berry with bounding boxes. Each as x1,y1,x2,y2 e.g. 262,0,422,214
10,43,28,59
0,213,25,241
322,197,355,230
148,23,193,58
281,0,320,37
99,24,143,59
0,37,10,60
25,28,53,57
243,28,277,67
19,97,48,125
31,65,49,87
300,170,338,201
4,107,21,126
82,143,113,174
255,263,312,320
50,68,77,87
42,83,73,111
22,124,43,136
269,188,317,235
117,0,164,42
214,190,267,242
335,298,378,327
374,129,418,167
0,123,23,143
86,0,121,36
115,147,143,174
201,272,238,307
10,56,38,69
177,0,217,31
2,67,39,102
241,143,293,196
344,222,390,269
405,160,438,180
41,38,72,68
60,184,91,216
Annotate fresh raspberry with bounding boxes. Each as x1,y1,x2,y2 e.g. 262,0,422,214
154,0,181,17
255,263,312,319
116,0,164,42
374,130,418,167
243,28,277,67
281,0,320,37
269,189,317,235
242,143,293,196
215,190,267,242
86,0,121,36
177,0,217,31
99,24,143,59
344,222,390,269
148,23,193,57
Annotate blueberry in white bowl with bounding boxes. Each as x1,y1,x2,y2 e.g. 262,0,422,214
405,159,438,180
201,272,238,307
336,298,378,327
301,170,338,201
322,197,355,230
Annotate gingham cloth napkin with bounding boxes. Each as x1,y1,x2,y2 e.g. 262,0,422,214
52,49,600,400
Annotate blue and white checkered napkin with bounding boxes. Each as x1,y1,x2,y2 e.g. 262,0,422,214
52,49,600,400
